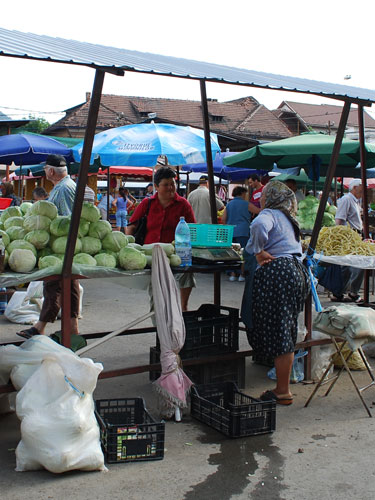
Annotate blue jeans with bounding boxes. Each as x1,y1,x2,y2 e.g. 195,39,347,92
116,210,127,228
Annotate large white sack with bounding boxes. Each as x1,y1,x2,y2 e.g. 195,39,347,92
15,355,105,473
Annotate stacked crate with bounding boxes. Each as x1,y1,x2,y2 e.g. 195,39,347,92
149,303,245,387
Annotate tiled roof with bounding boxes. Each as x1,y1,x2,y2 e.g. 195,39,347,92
47,94,292,142
277,101,375,129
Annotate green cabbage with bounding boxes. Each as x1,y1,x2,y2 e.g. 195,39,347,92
20,202,33,215
81,236,102,255
38,255,63,271
88,220,112,239
7,239,37,257
4,216,24,230
0,229,10,248
52,236,82,255
94,253,117,268
52,254,65,261
97,249,119,265
0,206,22,223
38,247,53,259
23,214,52,232
81,202,100,223
118,246,147,270
29,200,58,219
169,254,182,267
322,212,336,227
73,253,97,266
126,235,135,244
102,231,128,252
328,205,337,216
8,248,36,272
50,216,71,236
78,219,90,238
24,229,50,249
5,226,27,241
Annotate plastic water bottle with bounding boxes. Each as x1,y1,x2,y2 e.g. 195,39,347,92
175,217,192,267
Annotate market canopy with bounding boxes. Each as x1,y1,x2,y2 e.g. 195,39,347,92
223,132,375,174
273,170,342,190
1,27,375,104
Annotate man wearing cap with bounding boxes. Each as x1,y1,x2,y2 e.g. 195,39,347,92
17,154,81,339
187,175,224,223
332,179,364,303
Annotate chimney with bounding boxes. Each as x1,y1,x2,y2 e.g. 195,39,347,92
86,92,91,102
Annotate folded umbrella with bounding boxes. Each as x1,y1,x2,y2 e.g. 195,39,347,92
151,245,192,419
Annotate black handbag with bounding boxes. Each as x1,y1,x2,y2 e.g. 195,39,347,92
133,199,152,245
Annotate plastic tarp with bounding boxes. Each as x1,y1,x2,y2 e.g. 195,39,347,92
314,254,375,269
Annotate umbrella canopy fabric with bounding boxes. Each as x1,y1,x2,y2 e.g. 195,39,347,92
0,133,73,165
181,151,266,181
342,177,375,189
72,123,220,167
151,245,192,418
223,132,375,172
274,170,342,190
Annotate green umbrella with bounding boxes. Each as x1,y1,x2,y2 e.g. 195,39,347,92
223,132,375,173
274,171,342,190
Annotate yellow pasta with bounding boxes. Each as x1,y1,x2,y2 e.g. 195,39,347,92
314,226,375,256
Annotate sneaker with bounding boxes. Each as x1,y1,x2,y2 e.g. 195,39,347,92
238,276,245,282
229,276,236,282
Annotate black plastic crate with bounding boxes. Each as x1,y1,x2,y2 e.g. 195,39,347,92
191,382,276,438
156,304,239,359
95,398,165,463
149,346,245,388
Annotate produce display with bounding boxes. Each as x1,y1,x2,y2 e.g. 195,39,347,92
0,200,182,274
307,225,375,256
297,195,337,231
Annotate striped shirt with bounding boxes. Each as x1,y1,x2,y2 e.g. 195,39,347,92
48,175,76,216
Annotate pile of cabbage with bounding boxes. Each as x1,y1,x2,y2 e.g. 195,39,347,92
296,195,337,231
0,200,181,273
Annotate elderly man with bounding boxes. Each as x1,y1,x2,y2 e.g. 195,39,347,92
187,175,224,223
17,154,81,339
332,179,364,303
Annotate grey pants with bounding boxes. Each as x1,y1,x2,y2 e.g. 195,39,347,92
340,266,364,296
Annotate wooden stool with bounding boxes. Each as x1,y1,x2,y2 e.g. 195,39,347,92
304,335,375,417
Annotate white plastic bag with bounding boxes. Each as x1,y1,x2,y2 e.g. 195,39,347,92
4,291,42,325
5,336,106,473
311,330,335,381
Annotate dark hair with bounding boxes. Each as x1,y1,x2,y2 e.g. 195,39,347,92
232,186,247,197
285,179,297,187
118,187,126,200
45,154,67,167
154,167,176,186
1,182,14,196
249,174,260,182
32,186,48,200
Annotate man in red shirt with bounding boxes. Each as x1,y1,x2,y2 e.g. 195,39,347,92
126,167,196,310
248,174,264,219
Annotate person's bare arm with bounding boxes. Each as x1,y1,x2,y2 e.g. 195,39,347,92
255,250,275,266
335,219,345,225
125,225,135,235
248,202,261,215
221,207,227,224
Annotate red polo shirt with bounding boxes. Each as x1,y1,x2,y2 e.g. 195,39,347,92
129,193,196,244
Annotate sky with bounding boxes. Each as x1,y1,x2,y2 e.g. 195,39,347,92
1,0,375,125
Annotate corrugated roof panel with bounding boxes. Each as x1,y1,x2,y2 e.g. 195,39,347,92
1,27,375,104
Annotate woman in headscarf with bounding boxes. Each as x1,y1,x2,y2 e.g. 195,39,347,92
245,180,310,405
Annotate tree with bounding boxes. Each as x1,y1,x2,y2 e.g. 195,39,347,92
16,115,51,134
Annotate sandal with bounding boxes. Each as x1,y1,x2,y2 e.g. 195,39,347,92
348,293,365,304
16,326,41,340
330,295,352,303
260,390,293,406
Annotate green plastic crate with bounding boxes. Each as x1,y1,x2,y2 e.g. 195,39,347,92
188,224,234,248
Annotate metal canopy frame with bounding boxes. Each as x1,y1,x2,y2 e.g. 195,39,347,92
0,29,374,364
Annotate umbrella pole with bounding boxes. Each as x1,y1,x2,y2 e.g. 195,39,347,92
106,166,110,221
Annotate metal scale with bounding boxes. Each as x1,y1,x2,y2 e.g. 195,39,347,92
192,246,242,264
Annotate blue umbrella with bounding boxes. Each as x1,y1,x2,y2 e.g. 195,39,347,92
72,123,220,167
0,133,73,165
181,151,267,181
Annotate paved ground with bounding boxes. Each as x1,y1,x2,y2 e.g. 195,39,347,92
1,274,375,499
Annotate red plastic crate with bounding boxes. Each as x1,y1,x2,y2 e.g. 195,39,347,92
0,198,12,209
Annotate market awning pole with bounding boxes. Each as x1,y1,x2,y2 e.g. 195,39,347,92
358,104,370,303
305,100,351,380
61,69,106,348
200,79,220,306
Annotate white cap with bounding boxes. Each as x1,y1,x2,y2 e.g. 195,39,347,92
349,179,362,191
